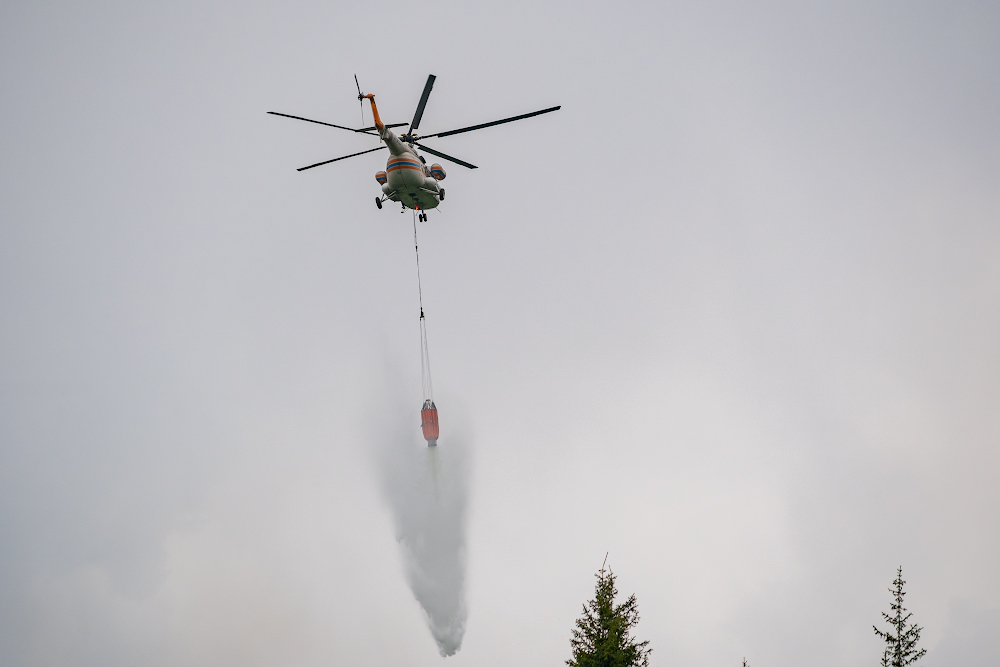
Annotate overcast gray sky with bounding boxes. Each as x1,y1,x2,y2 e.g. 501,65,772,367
2,1,999,665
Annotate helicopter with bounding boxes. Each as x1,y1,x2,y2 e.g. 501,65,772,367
269,75,560,220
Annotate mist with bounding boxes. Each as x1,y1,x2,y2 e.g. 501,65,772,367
373,392,470,656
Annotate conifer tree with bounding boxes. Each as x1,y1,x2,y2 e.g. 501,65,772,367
873,566,927,667
567,560,651,667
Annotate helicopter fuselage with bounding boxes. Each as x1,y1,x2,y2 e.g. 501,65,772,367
366,95,443,212
380,136,441,211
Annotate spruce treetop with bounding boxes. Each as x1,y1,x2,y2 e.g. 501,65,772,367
873,566,927,667
567,561,651,667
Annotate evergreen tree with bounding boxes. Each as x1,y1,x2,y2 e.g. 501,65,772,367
873,566,927,667
567,561,651,667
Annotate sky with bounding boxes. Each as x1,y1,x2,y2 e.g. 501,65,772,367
1,1,999,665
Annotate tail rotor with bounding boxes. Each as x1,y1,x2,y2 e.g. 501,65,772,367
354,74,365,125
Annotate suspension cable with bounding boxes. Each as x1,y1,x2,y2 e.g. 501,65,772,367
413,211,434,401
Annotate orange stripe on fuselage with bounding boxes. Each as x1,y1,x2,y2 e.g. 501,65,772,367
387,161,423,173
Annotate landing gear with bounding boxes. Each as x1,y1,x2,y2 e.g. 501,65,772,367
439,188,445,201
418,212,427,222
375,196,382,209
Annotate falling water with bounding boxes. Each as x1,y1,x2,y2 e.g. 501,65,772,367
374,398,469,656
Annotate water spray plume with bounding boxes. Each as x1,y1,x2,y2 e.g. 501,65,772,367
374,391,469,656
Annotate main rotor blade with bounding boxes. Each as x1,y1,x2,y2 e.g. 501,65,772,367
423,105,561,138
409,74,436,132
297,145,386,171
414,142,477,169
269,111,378,135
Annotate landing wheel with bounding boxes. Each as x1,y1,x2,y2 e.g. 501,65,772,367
375,197,382,210
439,188,445,201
